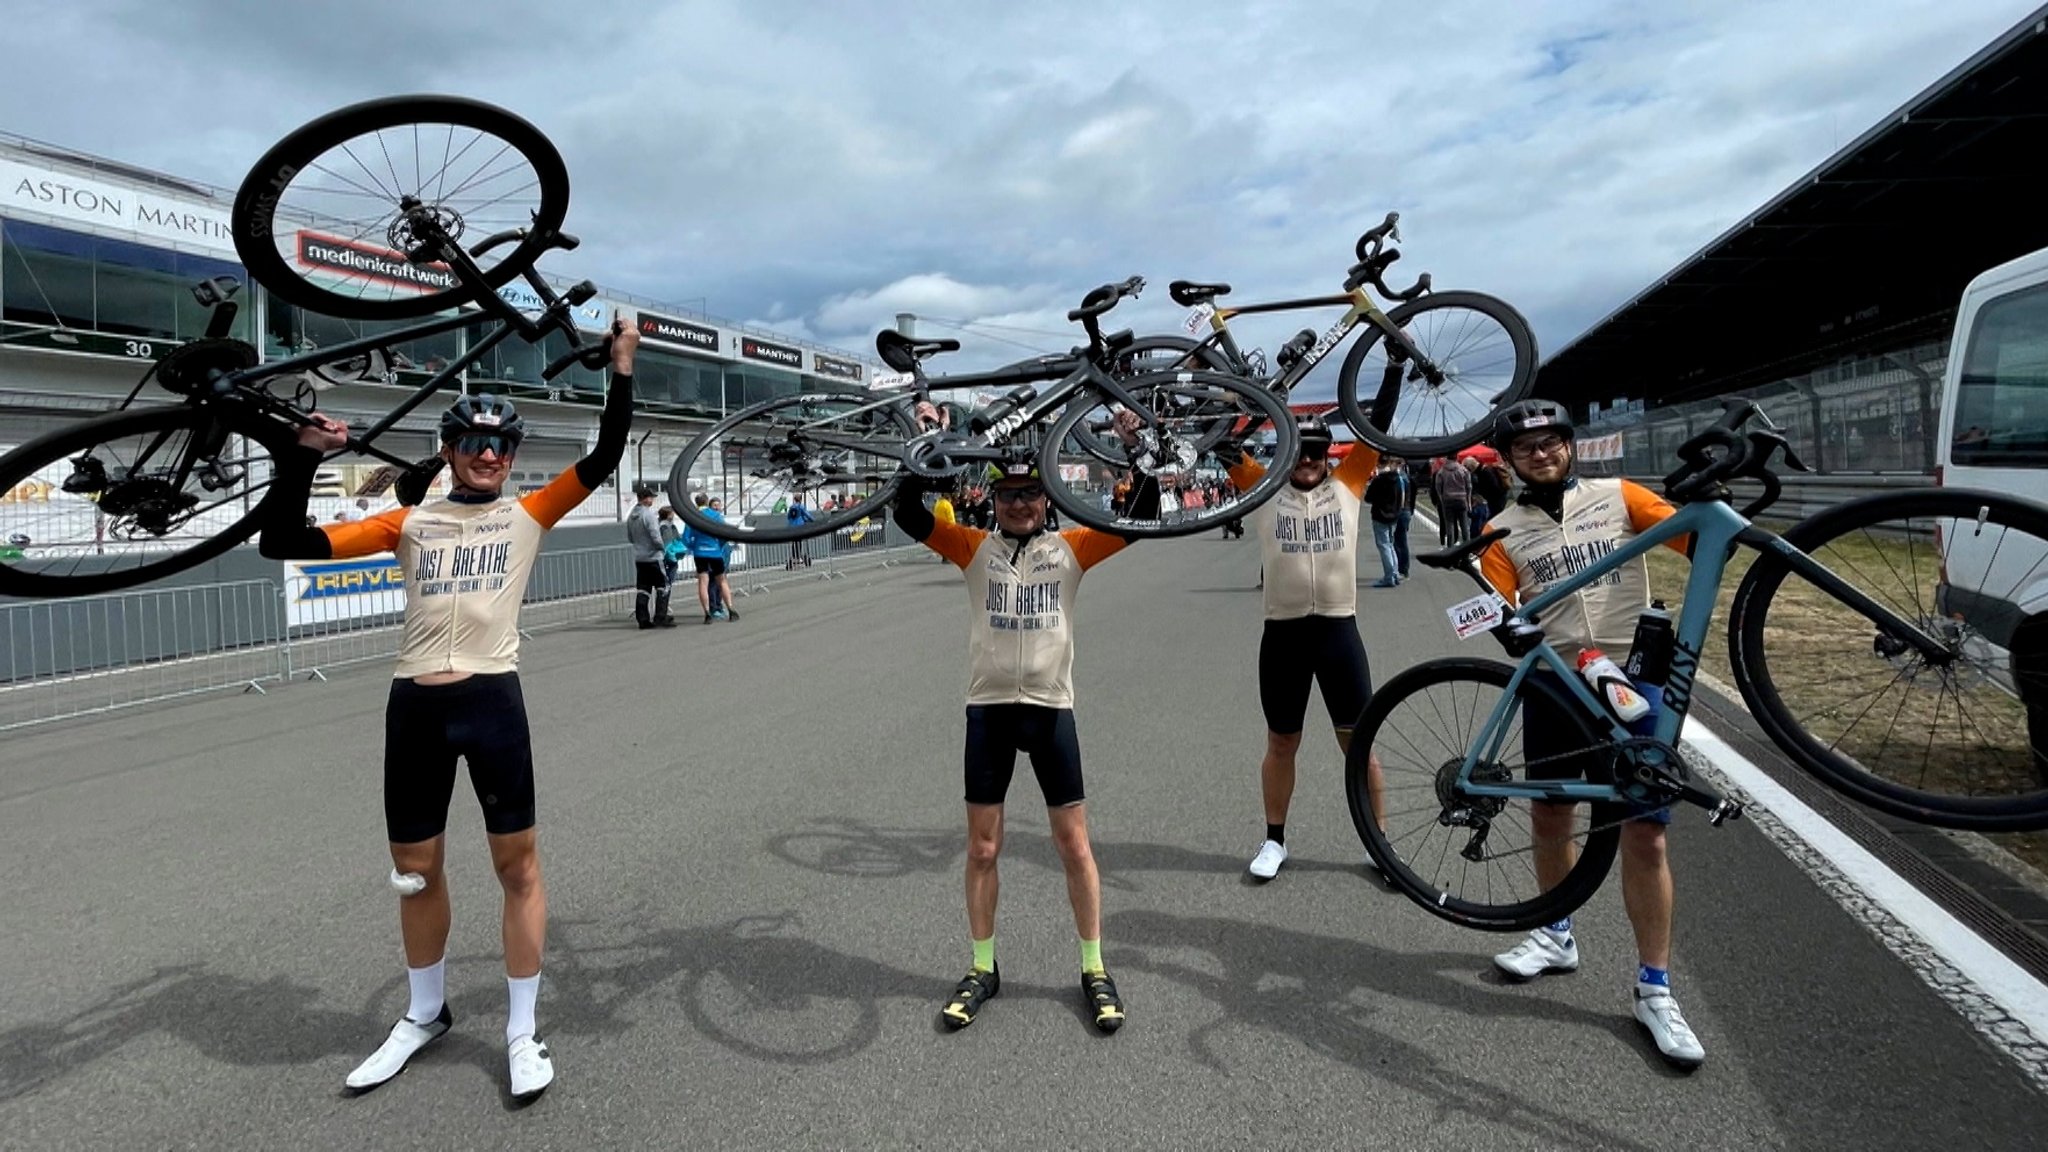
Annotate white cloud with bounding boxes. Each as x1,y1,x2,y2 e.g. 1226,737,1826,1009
0,0,2033,374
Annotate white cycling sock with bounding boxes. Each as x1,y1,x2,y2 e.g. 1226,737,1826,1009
406,959,445,1024
506,973,541,1044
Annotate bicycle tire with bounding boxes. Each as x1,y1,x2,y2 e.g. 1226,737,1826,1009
1335,290,1537,458
1729,487,2048,832
0,404,298,598
1062,336,1238,462
1347,657,1625,932
1038,368,1298,539
668,392,915,543
232,95,570,321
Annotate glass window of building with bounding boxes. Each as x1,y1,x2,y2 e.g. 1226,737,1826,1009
2,218,250,344
264,293,463,373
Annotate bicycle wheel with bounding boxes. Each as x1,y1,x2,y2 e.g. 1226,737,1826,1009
669,391,914,544
232,95,570,321
1335,290,1537,459
1020,337,1238,465
0,404,298,597
1346,657,1626,932
1038,368,1297,538
1729,487,2048,832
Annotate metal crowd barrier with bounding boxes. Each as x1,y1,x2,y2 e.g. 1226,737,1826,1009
281,544,639,681
0,579,283,731
0,525,934,730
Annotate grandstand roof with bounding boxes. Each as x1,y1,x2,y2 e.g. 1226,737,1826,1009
1537,5,2048,414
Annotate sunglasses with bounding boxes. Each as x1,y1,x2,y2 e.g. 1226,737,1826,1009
452,432,519,458
1510,433,1567,460
1295,447,1329,464
993,486,1045,504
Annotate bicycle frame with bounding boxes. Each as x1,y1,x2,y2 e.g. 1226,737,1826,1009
1450,497,1953,806
1186,282,1410,396
789,354,1154,466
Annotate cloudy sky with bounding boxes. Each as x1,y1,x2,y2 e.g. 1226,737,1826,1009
1,0,2036,392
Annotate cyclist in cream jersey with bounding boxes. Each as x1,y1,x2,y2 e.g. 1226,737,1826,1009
260,320,639,1101
1475,398,1704,1070
1221,417,1389,881
895,406,1149,1034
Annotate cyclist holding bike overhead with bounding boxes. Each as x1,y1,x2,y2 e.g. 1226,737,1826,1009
1475,399,1704,1070
895,404,1149,1034
259,320,640,1100
1220,416,1389,881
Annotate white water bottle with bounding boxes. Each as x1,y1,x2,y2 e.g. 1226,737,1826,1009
1577,648,1651,724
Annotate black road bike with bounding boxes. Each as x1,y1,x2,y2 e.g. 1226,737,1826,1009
1151,212,1539,460
0,96,617,597
667,277,1299,544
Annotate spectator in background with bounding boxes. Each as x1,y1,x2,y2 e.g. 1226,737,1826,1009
627,483,674,629
1365,455,1406,588
786,495,815,569
658,506,683,593
1433,455,1471,546
682,499,740,623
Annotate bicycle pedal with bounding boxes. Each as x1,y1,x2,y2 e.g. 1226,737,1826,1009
1708,800,1744,827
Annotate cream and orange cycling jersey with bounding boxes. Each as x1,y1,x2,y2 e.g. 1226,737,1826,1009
322,470,596,679
920,520,1126,709
1229,444,1381,620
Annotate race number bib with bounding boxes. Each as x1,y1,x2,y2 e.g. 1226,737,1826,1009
1182,303,1216,334
1446,592,1508,641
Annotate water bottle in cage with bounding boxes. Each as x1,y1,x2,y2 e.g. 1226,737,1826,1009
1623,599,1675,728
1577,648,1652,731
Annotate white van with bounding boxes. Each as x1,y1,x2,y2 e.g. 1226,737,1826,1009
1934,245,2048,701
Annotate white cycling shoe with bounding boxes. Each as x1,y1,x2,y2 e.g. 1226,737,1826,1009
1492,929,1580,981
1634,989,1706,1069
344,1004,452,1092
1248,839,1289,880
508,1034,555,1100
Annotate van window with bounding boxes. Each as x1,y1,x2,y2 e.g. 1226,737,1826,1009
1952,283,2048,467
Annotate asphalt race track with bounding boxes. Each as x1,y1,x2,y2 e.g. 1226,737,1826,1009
2,534,2044,1150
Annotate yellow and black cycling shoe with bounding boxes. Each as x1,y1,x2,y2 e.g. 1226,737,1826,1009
1082,971,1125,1033
941,966,999,1030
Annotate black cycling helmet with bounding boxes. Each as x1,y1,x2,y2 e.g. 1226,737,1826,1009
984,461,1040,484
440,393,526,444
1491,399,1574,452
1296,415,1334,455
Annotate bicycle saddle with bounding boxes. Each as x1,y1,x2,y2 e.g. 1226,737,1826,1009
1169,281,1232,307
875,329,960,372
1417,527,1511,571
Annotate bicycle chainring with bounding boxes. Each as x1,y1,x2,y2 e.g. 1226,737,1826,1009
155,339,259,397
902,432,971,480
1614,737,1688,808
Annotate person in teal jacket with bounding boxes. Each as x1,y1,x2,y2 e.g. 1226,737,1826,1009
680,498,740,623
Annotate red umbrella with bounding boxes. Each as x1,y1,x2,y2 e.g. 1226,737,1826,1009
1457,444,1502,465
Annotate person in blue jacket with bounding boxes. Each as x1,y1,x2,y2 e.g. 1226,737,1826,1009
681,498,741,623
786,496,815,570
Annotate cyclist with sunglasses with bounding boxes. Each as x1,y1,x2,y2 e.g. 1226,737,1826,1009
259,319,640,1101
1219,417,1389,881
1473,399,1703,1070
896,406,1149,1035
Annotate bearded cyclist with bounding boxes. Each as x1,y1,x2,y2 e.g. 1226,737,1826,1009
1221,417,1389,880
896,406,1150,1034
1475,399,1703,1069
260,320,639,1100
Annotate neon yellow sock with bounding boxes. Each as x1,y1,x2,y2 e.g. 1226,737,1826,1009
972,937,996,973
1080,938,1104,975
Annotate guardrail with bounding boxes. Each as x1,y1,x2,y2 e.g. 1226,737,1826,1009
1588,469,1935,522
1,520,927,731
